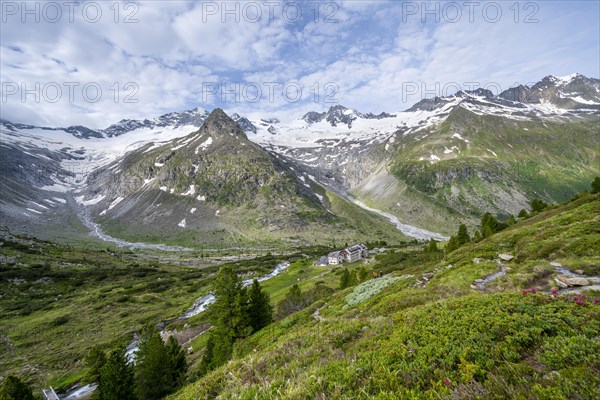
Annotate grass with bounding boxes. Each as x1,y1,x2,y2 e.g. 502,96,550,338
353,108,600,234
0,233,309,392
168,193,600,399
2,193,598,397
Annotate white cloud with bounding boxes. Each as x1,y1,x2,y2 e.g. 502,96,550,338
1,0,597,126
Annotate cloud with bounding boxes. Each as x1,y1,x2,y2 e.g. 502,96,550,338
1,0,597,126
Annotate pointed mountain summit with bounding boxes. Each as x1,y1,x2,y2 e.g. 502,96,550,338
81,108,384,246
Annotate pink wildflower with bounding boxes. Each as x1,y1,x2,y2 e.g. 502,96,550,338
443,379,452,387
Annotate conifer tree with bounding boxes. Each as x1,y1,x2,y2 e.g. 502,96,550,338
518,208,529,219
591,176,600,194
446,235,458,253
97,347,135,400
426,238,439,253
165,336,187,390
211,266,251,339
481,213,498,237
530,198,548,213
456,224,470,245
358,266,369,282
248,279,273,332
0,375,34,400
340,269,351,289
134,327,172,400
276,284,305,319
84,345,106,383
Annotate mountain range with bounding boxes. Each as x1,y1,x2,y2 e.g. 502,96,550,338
1,73,598,246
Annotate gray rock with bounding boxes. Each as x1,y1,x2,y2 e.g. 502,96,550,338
556,274,589,287
472,258,483,264
549,261,562,267
499,254,514,261
554,277,569,288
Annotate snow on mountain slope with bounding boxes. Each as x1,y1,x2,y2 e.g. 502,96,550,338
1,121,203,189
1,73,597,241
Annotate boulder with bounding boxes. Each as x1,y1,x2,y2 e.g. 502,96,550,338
498,254,514,261
472,258,483,264
549,261,562,267
554,277,568,288
423,273,434,280
555,274,589,287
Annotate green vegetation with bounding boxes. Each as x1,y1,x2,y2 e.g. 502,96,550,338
134,327,187,400
354,109,600,234
2,183,598,399
0,376,35,400
345,275,405,307
168,192,600,399
197,267,272,377
97,347,135,400
592,176,600,194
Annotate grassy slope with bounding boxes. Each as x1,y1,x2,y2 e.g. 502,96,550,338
170,193,600,399
0,235,295,392
354,109,599,234
97,185,409,248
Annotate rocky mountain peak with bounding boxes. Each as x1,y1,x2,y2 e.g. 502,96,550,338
201,108,248,140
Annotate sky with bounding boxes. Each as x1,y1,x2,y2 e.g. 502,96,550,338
1,0,599,128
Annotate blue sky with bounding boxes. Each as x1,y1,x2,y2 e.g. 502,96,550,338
1,0,598,128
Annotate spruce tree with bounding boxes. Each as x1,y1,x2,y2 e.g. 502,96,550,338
473,230,483,242
446,236,458,253
427,238,439,253
211,266,250,339
134,327,172,400
456,224,470,245
518,208,529,219
358,266,369,282
0,375,34,400
165,336,187,389
84,345,106,383
198,333,215,376
276,284,305,319
209,326,234,369
248,279,273,332
340,269,351,289
481,213,499,238
231,288,252,339
591,177,600,194
97,347,135,400
530,198,548,213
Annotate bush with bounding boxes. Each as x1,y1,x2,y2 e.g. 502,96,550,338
345,276,406,307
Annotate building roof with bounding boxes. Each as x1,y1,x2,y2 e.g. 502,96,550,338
328,251,341,258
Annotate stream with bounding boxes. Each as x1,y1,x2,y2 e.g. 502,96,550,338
74,200,192,251
344,195,449,241
552,266,600,294
473,266,509,291
60,261,291,400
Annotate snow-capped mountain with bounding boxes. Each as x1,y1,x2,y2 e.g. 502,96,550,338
1,73,598,241
301,105,396,128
